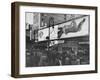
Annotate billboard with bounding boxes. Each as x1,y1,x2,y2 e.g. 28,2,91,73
38,16,89,41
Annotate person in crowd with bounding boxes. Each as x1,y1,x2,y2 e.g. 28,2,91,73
64,57,71,65
38,55,48,66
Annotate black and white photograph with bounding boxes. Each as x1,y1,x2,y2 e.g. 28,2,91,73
25,12,90,67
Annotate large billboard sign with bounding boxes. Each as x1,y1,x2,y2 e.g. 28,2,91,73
38,16,89,41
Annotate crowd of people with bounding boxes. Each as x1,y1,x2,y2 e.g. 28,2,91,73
26,45,89,67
